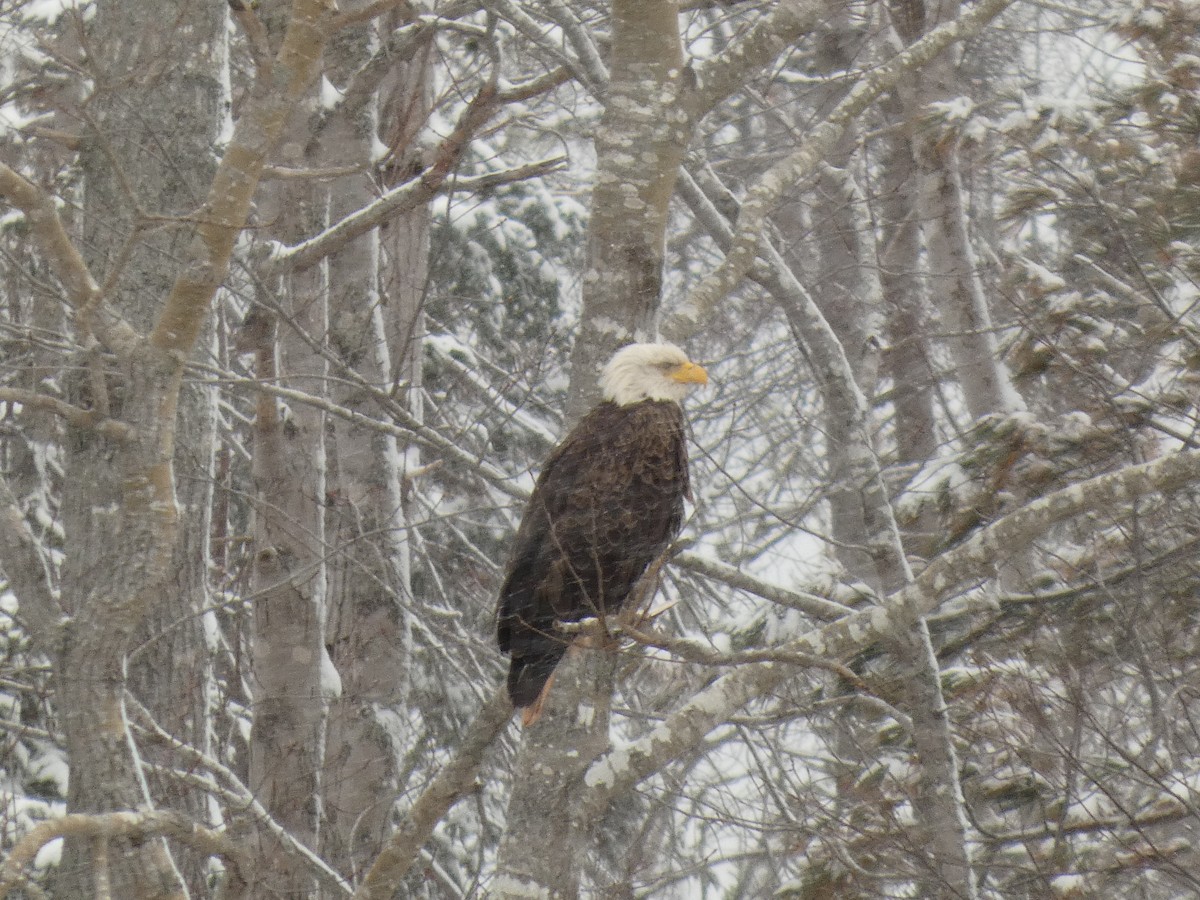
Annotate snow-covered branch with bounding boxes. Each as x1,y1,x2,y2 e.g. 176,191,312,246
270,157,565,274
483,0,607,92
687,0,823,118
580,446,1200,814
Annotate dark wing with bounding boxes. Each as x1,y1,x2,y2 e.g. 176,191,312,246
496,400,688,709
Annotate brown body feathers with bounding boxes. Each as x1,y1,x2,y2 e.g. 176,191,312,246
496,399,689,716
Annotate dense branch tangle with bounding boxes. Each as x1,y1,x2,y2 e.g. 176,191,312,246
6,0,1199,898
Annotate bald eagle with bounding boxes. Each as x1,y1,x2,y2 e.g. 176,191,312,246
496,343,708,725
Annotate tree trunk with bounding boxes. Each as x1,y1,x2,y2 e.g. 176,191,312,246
565,0,688,419
244,131,331,899
55,2,223,894
877,98,938,472
493,649,615,899
323,13,432,880
897,0,1024,421
57,351,190,898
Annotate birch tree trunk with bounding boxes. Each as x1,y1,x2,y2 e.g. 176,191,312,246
245,161,332,898
563,0,687,419
785,8,884,584
493,652,615,899
225,4,336,894
895,0,1024,420
323,13,432,879
877,92,938,515
879,77,980,900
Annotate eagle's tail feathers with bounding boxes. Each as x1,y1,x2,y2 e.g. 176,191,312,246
520,669,558,727
508,644,566,717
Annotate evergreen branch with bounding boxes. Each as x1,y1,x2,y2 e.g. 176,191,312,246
0,476,64,658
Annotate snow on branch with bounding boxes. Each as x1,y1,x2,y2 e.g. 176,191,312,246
580,446,1200,813
687,0,824,119
483,0,607,92
541,0,608,92
622,620,867,687
0,476,63,658
270,157,566,274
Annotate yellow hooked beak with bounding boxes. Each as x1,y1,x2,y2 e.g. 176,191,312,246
670,361,709,385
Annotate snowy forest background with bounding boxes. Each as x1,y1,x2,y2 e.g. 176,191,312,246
2,0,1200,897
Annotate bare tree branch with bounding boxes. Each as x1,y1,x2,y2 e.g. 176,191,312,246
0,388,134,441
0,810,249,900
269,156,565,274
674,549,852,621
354,688,512,900
127,697,354,897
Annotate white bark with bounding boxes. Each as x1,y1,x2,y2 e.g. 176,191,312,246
323,14,430,876
897,0,1025,421
244,54,335,892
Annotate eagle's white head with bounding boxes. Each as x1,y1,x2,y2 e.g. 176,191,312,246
599,342,709,406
